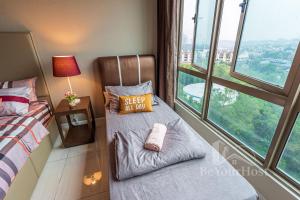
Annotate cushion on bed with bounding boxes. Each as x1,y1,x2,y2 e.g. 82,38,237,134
103,91,110,107
0,77,38,102
105,81,159,107
0,98,2,113
114,118,206,180
119,93,153,114
0,87,31,116
104,92,120,113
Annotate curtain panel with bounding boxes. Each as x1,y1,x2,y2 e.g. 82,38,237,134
157,0,181,108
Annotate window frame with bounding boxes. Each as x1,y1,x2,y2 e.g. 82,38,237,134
176,0,300,190
271,96,300,190
176,68,207,114
273,116,300,190
203,75,286,162
230,0,300,96
191,0,216,72
177,0,208,115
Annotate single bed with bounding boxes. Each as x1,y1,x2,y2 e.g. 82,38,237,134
0,32,58,200
0,107,49,199
97,55,258,200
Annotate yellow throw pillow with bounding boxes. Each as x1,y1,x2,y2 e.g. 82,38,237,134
119,93,153,114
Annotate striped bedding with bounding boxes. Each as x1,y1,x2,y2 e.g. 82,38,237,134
0,101,51,200
25,100,52,126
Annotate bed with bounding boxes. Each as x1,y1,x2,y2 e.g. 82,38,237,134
0,32,58,200
98,55,258,200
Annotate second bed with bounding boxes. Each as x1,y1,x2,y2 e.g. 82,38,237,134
106,98,257,200
98,55,258,200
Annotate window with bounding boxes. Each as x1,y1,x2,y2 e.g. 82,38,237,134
277,114,300,184
193,0,216,69
179,0,197,69
213,0,243,83
177,71,205,113
176,0,300,188
208,84,283,158
177,0,212,114
231,0,300,94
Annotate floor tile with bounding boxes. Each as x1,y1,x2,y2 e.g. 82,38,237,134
67,142,97,158
31,160,66,200
54,152,106,200
80,192,109,200
32,118,109,200
47,137,69,162
95,120,107,151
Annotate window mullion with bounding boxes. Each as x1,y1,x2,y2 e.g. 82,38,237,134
264,67,300,169
191,0,200,66
229,0,248,75
211,76,287,106
178,67,207,80
175,0,184,102
201,0,224,120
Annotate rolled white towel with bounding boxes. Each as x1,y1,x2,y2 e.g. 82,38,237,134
144,123,167,152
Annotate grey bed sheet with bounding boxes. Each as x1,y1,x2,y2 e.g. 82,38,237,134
106,98,258,200
114,118,207,180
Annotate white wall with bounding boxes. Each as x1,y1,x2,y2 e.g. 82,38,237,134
0,0,157,117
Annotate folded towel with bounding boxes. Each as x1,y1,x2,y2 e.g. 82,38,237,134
144,123,167,152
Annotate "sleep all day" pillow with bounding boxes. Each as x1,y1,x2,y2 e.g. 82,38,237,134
119,93,153,114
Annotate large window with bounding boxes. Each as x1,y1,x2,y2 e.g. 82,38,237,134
208,84,283,158
231,0,300,94
177,71,205,112
176,0,300,189
213,0,244,84
193,0,216,69
179,0,197,68
277,115,300,184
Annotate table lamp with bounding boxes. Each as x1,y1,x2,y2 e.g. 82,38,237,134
52,55,81,106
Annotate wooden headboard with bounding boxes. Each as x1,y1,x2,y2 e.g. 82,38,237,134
0,32,50,98
97,55,156,92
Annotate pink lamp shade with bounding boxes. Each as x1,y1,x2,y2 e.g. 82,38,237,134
52,56,81,77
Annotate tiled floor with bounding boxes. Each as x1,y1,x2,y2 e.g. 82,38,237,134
31,118,109,200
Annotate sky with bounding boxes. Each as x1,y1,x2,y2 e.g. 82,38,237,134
181,0,197,44
182,0,300,45
242,0,300,41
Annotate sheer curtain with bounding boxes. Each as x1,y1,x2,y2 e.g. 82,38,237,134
157,0,181,108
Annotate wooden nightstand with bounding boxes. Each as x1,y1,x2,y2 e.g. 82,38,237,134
54,96,95,148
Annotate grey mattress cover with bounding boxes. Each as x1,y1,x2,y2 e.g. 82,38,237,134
106,98,258,200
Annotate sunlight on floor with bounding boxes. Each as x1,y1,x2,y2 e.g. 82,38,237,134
31,118,108,200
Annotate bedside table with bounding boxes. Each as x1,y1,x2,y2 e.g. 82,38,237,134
54,96,95,148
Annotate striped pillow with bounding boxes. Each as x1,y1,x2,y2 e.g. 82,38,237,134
0,98,2,114
0,77,38,102
109,92,120,113
103,91,119,113
0,87,31,116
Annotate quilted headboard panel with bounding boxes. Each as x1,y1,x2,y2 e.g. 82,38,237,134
97,55,156,92
0,32,49,98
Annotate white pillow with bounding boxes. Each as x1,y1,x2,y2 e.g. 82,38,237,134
0,87,31,116
0,77,38,102
105,81,154,96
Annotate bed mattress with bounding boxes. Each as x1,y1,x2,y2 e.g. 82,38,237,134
0,100,51,199
105,98,258,200
25,100,52,126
